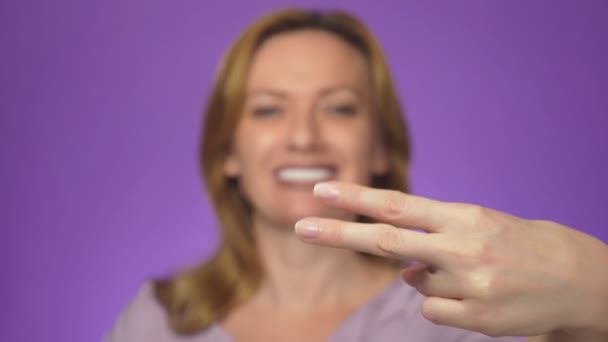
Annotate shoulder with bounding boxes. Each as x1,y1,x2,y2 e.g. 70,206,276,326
102,282,226,342
102,282,174,342
338,279,520,342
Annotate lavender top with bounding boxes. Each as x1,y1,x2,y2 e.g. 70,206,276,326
103,278,520,341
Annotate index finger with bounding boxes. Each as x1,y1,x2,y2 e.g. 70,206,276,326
313,182,459,233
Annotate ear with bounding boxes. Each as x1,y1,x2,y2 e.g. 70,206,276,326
223,151,241,177
371,137,389,176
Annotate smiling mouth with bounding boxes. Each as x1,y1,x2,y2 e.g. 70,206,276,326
275,167,336,184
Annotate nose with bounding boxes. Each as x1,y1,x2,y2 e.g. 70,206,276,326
286,106,321,151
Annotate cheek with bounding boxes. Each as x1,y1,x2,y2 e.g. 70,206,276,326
234,125,279,175
331,127,376,174
331,120,375,154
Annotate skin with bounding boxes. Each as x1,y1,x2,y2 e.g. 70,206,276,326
221,30,396,342
220,22,608,342
295,181,608,341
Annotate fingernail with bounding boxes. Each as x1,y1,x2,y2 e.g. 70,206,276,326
314,182,339,201
295,220,321,239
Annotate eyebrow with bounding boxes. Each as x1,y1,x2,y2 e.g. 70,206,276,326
247,86,365,99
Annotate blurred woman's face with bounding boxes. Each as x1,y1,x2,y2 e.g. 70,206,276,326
224,29,387,228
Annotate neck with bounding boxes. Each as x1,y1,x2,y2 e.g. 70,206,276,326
251,215,395,311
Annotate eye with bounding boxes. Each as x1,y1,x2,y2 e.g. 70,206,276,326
252,106,281,117
327,104,357,116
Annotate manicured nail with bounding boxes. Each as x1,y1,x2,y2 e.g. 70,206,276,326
314,182,339,200
295,220,321,239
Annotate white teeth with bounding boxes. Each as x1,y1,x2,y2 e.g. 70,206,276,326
277,168,333,182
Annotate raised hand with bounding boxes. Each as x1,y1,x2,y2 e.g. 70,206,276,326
294,182,608,339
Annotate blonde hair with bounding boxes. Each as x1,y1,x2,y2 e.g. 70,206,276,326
153,8,412,335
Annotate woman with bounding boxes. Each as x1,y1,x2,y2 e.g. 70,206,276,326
104,8,608,342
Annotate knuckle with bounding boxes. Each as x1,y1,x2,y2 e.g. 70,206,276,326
447,202,482,226
465,205,486,225
470,239,497,265
375,225,403,256
454,240,498,274
458,204,505,235
380,191,408,221
448,202,469,211
324,221,345,245
480,242,498,265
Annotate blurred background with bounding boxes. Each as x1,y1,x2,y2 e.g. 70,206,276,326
1,1,607,341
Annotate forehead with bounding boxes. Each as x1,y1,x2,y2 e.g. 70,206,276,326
247,29,370,95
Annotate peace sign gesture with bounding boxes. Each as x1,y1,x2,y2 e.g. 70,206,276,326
295,182,608,340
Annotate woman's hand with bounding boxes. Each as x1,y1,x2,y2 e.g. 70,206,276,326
294,182,608,339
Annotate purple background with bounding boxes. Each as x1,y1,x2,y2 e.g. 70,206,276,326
2,1,607,341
